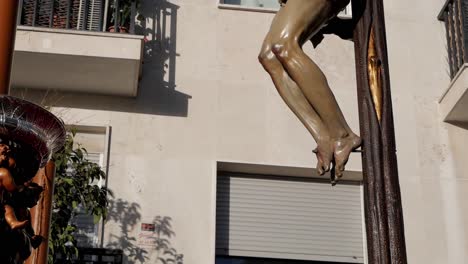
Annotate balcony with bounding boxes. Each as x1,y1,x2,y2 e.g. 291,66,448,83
11,0,144,97
438,0,468,123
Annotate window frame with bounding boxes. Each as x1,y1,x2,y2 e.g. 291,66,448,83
214,167,366,263
216,255,361,264
218,1,280,14
217,0,353,19
66,124,112,248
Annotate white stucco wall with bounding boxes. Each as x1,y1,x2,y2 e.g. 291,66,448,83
384,0,467,263
12,0,468,263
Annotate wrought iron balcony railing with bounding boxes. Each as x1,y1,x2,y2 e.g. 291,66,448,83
439,0,468,79
18,0,137,34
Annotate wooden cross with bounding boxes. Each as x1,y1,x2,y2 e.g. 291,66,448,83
0,0,18,95
352,0,408,263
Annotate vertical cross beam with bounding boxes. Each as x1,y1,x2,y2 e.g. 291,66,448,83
352,0,408,263
0,0,19,95
26,162,56,264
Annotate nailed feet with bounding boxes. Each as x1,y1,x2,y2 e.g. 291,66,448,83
314,134,362,184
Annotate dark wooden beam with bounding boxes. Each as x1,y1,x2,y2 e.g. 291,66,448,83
0,0,19,95
352,0,408,263
25,162,56,264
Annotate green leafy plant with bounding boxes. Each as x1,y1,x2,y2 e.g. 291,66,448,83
48,131,111,263
109,0,141,30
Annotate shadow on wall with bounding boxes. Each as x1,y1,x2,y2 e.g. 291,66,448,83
12,0,191,117
106,199,148,263
106,199,183,264
447,121,468,130
152,216,184,264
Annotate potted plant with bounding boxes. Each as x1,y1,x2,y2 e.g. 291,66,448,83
108,0,140,33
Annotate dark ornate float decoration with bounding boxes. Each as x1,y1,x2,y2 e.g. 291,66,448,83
0,96,65,264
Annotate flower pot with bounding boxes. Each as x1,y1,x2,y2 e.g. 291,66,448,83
108,26,129,33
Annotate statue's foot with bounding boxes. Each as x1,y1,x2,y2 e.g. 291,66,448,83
9,220,29,230
313,143,333,176
332,133,362,183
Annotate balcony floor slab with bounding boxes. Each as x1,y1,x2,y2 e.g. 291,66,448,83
12,26,144,97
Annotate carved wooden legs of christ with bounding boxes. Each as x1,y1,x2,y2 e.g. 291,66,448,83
259,0,360,182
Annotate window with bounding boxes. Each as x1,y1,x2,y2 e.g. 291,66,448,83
218,0,352,18
221,0,280,9
67,125,111,248
216,256,358,264
20,0,106,31
72,152,105,248
215,172,364,264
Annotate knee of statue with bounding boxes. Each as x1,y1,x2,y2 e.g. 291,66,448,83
271,40,297,61
258,51,268,64
259,49,284,68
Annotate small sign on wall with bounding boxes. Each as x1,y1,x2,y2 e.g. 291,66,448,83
138,223,157,249
141,223,155,232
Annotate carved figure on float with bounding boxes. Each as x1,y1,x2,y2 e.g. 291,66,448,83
259,0,361,183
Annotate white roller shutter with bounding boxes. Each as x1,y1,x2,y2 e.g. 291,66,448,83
77,0,104,31
216,173,364,263
73,152,104,248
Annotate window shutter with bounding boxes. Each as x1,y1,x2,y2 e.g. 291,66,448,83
240,0,280,8
21,0,36,26
21,0,88,29
21,0,54,27
216,174,364,263
73,207,100,247
222,0,280,8
72,152,104,248
77,0,104,31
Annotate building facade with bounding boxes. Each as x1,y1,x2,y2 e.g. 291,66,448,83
10,0,468,263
